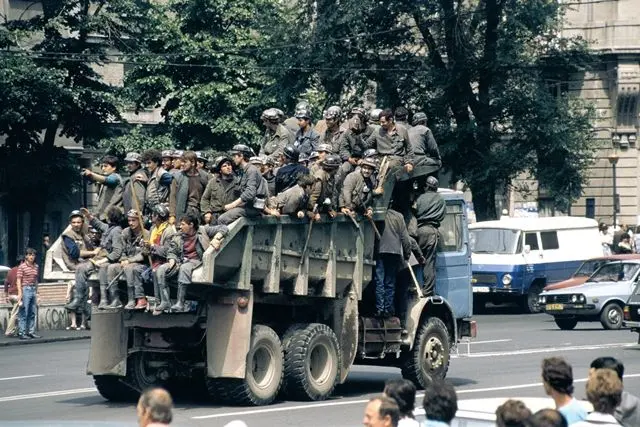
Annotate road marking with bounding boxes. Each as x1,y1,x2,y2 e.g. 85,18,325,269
452,342,635,358
192,373,640,420
0,387,96,403
469,339,512,345
0,375,44,381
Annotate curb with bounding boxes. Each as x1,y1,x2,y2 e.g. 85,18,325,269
0,334,91,347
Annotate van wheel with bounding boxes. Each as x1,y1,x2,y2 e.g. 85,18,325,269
554,317,578,330
600,303,623,330
401,317,450,389
282,323,340,401
522,283,544,314
206,324,283,406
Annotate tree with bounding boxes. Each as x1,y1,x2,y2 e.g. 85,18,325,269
260,0,597,220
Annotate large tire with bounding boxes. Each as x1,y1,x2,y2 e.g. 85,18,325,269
600,303,623,330
94,375,139,402
522,283,544,314
401,317,450,389
205,324,283,406
282,323,341,401
554,317,578,330
130,352,167,391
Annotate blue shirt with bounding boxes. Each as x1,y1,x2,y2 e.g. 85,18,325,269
559,398,588,424
423,420,450,427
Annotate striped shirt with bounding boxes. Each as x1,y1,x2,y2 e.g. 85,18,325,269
17,262,39,286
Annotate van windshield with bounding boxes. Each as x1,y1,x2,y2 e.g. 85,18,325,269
470,228,521,254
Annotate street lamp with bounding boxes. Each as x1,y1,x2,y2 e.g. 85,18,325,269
608,153,619,228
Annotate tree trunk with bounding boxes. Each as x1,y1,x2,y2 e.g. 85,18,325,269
471,181,497,221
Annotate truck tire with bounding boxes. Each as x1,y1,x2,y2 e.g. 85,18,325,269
600,303,623,330
282,323,341,401
554,317,578,330
131,352,166,391
205,324,283,406
94,375,138,402
401,317,450,389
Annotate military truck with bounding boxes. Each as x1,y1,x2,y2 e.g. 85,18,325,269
44,165,476,405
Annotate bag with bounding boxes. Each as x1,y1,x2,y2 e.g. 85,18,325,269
253,197,266,210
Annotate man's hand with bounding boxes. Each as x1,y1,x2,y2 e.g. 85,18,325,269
93,247,102,256
373,187,384,196
365,207,373,219
312,212,321,222
328,210,337,218
134,173,146,182
203,212,212,224
120,260,130,267
405,163,414,173
81,169,93,178
341,207,353,216
223,203,232,212
210,233,224,251
80,207,92,219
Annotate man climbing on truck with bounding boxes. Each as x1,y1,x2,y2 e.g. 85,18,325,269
415,176,445,295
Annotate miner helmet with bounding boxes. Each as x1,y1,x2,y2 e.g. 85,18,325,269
283,145,300,162
369,108,383,122
425,176,439,191
412,112,428,126
195,151,207,162
321,154,341,169
151,204,170,220
360,158,377,170
124,152,141,163
295,108,312,120
323,106,342,120
214,155,233,172
363,148,378,159
229,144,255,159
261,108,280,123
295,100,311,111
317,143,333,153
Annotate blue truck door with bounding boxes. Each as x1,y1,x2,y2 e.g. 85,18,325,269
435,199,472,318
522,231,544,293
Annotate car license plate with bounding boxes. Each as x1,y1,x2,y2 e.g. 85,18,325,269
473,286,490,293
546,303,564,311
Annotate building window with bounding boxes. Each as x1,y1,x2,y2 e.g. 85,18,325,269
585,198,595,219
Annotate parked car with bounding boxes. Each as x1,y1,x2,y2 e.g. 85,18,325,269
543,254,640,292
623,281,640,341
539,260,640,330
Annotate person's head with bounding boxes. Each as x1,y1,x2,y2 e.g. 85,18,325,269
586,369,623,414
215,156,234,176
412,112,427,126
124,152,142,172
101,155,119,175
296,108,313,129
324,106,342,130
43,234,50,245
282,145,300,164
379,109,395,131
316,144,332,161
161,150,174,170
425,176,439,192
383,379,416,419
590,357,624,382
68,210,85,233
363,395,400,427
127,210,141,231
541,357,575,397
321,154,341,174
24,248,36,264
297,174,316,196
151,204,170,225
495,399,532,427
181,151,198,172
423,380,458,425
230,144,254,166
528,408,568,427
261,108,280,131
106,207,125,227
360,158,377,179
394,106,409,122
179,213,199,234
137,387,173,427
195,151,207,170
171,150,184,169
142,149,163,173
369,108,382,125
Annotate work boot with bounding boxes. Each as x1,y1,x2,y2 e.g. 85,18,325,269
134,297,148,310
170,284,188,313
153,287,172,316
64,293,83,311
108,286,123,309
98,285,109,310
124,287,136,310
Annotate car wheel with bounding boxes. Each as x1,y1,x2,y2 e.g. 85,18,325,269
600,303,623,330
554,317,578,330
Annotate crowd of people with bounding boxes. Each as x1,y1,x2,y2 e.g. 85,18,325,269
22,103,446,323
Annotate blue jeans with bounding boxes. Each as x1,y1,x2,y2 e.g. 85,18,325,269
375,254,402,315
18,285,37,336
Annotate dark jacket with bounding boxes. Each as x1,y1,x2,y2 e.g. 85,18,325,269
408,124,441,164
239,163,268,207
169,169,209,218
167,225,229,265
275,163,309,194
616,390,640,427
120,227,150,264
320,126,345,154
309,168,337,212
337,129,365,162
379,209,412,259
122,168,147,213
415,191,446,228
339,170,375,211
294,127,320,155
200,174,240,215
365,124,414,165
89,218,124,263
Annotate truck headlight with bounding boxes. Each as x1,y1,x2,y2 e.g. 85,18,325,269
502,274,512,285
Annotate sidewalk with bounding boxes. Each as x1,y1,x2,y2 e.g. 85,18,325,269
0,329,91,347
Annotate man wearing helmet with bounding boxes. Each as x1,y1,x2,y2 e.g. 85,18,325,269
414,176,445,294
319,106,344,154
60,210,100,273
265,174,315,218
122,152,147,214
169,150,184,176
116,209,151,310
259,108,295,165
309,143,333,175
195,151,208,171
394,106,410,130
276,146,309,193
161,150,174,172
362,109,382,140
142,204,177,315
294,108,320,155
200,156,240,224
285,101,311,135
169,151,210,224
140,149,173,217
337,107,367,164
308,154,341,221
218,144,269,226
339,158,378,218
408,112,441,169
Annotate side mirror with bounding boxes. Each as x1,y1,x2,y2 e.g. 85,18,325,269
524,244,531,254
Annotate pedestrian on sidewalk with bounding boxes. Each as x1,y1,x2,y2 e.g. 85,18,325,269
16,248,40,340
3,256,23,337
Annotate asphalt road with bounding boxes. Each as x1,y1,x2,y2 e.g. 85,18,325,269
2,309,640,427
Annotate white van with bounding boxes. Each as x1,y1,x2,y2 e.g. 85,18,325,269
469,217,603,313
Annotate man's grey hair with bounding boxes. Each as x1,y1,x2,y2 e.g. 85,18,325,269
139,387,173,424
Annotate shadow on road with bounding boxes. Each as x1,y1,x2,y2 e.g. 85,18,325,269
335,371,477,397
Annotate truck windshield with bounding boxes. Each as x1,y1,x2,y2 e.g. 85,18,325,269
589,263,640,283
470,228,520,254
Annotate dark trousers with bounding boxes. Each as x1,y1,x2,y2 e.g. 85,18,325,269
375,253,402,315
217,206,260,226
417,224,438,293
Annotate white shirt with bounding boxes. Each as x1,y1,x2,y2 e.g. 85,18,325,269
570,411,621,427
398,416,420,427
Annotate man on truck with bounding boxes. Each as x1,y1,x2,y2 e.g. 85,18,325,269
339,158,377,218
415,176,445,294
144,205,177,315
117,210,150,310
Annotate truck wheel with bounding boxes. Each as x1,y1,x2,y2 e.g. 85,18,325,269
94,375,138,402
282,323,340,401
206,324,283,406
522,283,544,314
401,317,450,389
131,352,166,390
600,303,623,330
554,317,578,330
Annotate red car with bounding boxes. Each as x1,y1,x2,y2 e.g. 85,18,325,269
543,254,640,292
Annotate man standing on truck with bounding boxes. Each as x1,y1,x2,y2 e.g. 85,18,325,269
81,155,124,221
169,150,209,223
217,144,269,226
200,156,239,225
140,149,173,217
415,176,445,295
158,213,228,312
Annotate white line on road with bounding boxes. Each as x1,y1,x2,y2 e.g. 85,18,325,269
0,375,44,381
0,387,97,403
469,339,512,345
452,342,635,359
192,373,640,420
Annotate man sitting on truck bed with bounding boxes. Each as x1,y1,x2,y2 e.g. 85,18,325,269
265,174,315,218
157,213,228,312
117,210,151,310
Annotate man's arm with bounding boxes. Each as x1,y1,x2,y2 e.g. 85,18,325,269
227,168,259,210
200,178,215,214
62,236,80,261
401,128,415,166
89,216,109,234
169,175,179,217
107,231,124,262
